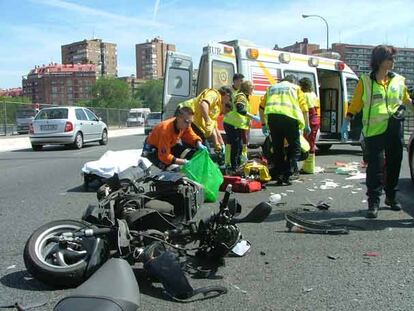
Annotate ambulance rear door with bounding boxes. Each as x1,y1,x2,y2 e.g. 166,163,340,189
163,51,193,119
199,42,237,131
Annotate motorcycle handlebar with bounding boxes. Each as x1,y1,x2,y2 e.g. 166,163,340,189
63,227,113,238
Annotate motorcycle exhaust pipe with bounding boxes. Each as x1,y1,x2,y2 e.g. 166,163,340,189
230,202,272,224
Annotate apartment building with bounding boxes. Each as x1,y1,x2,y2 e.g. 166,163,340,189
332,43,414,88
22,64,96,106
280,38,320,55
135,37,176,80
61,39,117,77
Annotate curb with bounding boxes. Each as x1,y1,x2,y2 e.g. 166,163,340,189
0,127,143,153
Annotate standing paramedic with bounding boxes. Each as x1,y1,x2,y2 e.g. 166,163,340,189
224,81,260,173
299,77,320,174
142,106,207,170
178,86,232,154
341,45,413,218
259,75,309,185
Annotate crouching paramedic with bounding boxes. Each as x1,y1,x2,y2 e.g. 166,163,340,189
177,86,232,153
142,106,207,170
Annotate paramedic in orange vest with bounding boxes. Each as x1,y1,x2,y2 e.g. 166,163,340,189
299,77,320,174
259,75,309,185
341,45,413,218
142,106,207,170
178,86,232,153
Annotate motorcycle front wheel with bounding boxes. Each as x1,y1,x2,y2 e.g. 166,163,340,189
23,219,102,288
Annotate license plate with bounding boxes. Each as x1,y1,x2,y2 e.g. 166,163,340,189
40,124,57,131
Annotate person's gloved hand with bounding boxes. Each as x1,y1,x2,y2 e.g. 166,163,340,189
304,125,311,135
340,119,350,142
196,141,208,151
221,144,226,155
251,115,261,122
182,159,189,165
262,125,269,137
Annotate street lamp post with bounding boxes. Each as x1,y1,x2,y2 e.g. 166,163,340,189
302,14,329,51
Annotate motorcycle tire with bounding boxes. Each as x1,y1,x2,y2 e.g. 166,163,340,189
23,219,97,288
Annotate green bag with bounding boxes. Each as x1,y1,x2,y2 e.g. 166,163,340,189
181,150,223,202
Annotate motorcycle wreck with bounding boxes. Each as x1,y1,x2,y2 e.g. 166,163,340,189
23,170,272,310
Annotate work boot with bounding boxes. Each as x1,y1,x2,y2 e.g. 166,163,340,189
385,197,402,211
366,203,379,219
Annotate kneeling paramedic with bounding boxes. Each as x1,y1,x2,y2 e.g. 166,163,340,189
142,106,208,170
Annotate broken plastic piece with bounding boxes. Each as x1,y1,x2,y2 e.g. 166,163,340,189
363,252,379,257
285,213,349,235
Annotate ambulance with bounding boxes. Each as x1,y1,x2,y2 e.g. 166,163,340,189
163,39,361,151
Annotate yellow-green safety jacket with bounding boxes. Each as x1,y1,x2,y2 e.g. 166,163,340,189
264,81,305,129
224,92,250,129
361,73,406,137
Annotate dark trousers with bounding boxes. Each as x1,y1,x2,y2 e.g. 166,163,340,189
223,122,243,169
364,117,403,206
267,114,300,178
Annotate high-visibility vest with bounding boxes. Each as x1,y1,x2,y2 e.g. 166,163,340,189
224,92,250,129
304,92,319,110
361,73,405,137
264,81,305,129
178,88,221,135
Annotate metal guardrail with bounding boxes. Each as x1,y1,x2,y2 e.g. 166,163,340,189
0,101,132,136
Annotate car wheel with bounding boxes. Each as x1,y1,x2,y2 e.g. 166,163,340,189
99,129,108,145
32,144,43,151
316,144,332,152
73,132,83,149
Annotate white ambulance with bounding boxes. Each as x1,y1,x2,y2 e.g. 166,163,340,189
163,39,360,151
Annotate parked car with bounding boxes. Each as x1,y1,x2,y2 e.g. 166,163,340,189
144,112,162,135
29,106,108,151
408,129,414,183
127,108,150,127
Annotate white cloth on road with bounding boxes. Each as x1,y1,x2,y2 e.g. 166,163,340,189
81,149,152,178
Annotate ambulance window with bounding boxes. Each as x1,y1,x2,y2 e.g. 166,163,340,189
346,78,358,102
284,71,317,92
212,61,234,90
167,68,190,97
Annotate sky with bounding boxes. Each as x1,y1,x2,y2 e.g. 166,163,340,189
1,0,413,89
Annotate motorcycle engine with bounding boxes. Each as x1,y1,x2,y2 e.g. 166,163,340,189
210,224,240,258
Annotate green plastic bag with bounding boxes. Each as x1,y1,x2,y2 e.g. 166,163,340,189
181,149,223,202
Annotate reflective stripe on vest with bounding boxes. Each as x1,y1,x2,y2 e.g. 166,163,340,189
264,81,305,129
224,92,250,129
361,73,405,137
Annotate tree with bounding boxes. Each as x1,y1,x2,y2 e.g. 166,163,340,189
89,77,133,109
133,79,164,111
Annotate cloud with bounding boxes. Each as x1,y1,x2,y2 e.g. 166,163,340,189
32,0,166,28
153,0,161,20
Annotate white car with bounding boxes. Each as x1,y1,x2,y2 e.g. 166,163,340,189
29,106,108,151
144,112,162,135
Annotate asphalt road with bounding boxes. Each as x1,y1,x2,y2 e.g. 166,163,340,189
0,135,413,311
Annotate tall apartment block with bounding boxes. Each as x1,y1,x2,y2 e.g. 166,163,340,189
22,64,96,106
280,38,320,55
135,37,176,80
61,39,117,77
332,43,414,88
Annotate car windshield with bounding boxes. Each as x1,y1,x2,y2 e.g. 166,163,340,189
35,108,68,120
147,112,161,120
128,112,143,118
16,109,36,118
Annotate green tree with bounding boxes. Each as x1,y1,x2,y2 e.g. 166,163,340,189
134,79,164,111
89,77,132,109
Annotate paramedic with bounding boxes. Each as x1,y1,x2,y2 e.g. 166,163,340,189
341,45,413,218
224,81,259,172
299,77,320,174
142,106,207,170
259,75,309,184
178,86,232,153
